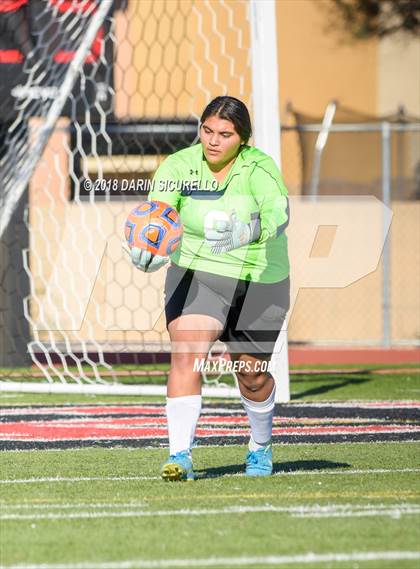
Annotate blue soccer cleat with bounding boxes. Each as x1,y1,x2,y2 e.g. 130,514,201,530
245,443,273,477
161,450,194,482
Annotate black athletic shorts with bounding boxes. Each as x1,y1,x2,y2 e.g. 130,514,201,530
164,263,290,357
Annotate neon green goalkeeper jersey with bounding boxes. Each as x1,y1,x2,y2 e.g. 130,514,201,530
148,143,289,283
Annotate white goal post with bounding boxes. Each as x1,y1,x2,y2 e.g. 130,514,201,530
0,0,290,402
250,0,290,402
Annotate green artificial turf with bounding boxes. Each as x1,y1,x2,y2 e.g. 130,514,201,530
1,443,420,569
0,366,419,568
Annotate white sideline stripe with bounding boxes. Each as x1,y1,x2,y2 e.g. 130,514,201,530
292,505,420,519
296,509,420,519
0,476,159,484
1,503,419,521
0,502,146,510
1,467,419,484
0,551,419,568
0,505,300,521
1,502,417,512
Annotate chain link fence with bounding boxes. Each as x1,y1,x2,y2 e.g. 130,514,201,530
281,104,420,346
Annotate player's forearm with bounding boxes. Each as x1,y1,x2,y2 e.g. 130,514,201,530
256,196,289,243
249,159,289,243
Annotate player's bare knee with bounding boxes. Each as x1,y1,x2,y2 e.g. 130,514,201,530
237,370,268,393
171,352,200,374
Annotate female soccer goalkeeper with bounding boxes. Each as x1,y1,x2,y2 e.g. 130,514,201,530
128,96,289,480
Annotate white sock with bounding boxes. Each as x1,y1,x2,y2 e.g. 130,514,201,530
166,395,202,456
240,385,276,451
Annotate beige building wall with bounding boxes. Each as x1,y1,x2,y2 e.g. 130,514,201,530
276,0,378,194
389,202,420,342
378,33,420,117
276,0,377,116
377,32,420,185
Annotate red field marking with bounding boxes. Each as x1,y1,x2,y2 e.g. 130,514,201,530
0,415,388,428
1,401,419,417
0,417,419,441
52,415,251,425
1,403,418,447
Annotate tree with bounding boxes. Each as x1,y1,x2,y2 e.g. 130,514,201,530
331,0,420,39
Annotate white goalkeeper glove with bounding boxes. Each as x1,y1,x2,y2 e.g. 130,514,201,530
204,209,260,254
122,242,169,273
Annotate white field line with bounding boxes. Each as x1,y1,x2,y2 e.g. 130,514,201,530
1,502,418,513
1,439,418,454
0,551,419,569
0,502,417,512
1,503,419,521
292,504,420,519
0,502,146,510
296,509,420,519
0,505,290,521
0,476,159,484
1,467,419,485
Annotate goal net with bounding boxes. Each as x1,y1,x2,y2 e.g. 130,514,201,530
0,0,289,400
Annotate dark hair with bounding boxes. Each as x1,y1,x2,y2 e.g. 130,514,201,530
200,96,252,144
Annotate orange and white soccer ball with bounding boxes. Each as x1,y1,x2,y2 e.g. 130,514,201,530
124,200,183,256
